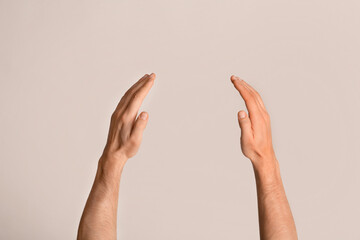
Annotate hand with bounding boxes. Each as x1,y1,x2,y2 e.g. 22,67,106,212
231,75,276,168
102,73,155,162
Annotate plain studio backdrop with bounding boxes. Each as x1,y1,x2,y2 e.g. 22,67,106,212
1,0,360,239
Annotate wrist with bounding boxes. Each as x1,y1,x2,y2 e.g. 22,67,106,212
98,153,128,175
252,156,282,187
89,155,127,198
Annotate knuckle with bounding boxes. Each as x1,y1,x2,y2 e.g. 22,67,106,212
120,112,130,122
111,112,119,121
243,94,252,102
132,92,139,100
121,91,130,102
122,90,134,101
129,136,141,145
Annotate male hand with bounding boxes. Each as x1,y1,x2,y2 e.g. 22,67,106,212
231,75,276,169
102,73,155,163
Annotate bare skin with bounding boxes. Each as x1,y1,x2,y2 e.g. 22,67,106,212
77,73,155,240
231,75,298,240
77,73,297,240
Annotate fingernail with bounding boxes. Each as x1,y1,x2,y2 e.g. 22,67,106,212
232,75,240,81
148,73,155,80
140,112,148,120
239,111,246,119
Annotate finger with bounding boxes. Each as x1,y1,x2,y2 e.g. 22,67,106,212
231,76,265,113
124,73,155,120
114,74,150,114
241,80,267,112
231,75,263,123
130,111,149,143
238,110,252,140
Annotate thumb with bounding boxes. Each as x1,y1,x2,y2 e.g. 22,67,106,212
237,110,252,139
131,111,149,141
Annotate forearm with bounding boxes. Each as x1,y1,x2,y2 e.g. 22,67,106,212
253,158,297,240
77,74,154,239
77,156,127,240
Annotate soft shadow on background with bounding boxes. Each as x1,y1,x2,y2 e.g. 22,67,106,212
0,0,359,239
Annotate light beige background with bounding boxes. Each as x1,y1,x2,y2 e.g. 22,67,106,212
1,0,360,239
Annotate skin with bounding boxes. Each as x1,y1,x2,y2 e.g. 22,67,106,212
231,75,298,240
77,73,297,240
77,73,155,240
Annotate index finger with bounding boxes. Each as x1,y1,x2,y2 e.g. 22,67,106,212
124,73,155,119
114,74,150,115
231,75,263,125
242,80,267,112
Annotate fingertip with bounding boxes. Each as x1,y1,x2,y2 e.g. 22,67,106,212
230,75,237,82
149,73,156,79
139,111,148,120
238,110,247,119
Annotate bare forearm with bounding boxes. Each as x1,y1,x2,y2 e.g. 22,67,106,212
253,158,297,240
77,156,127,240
